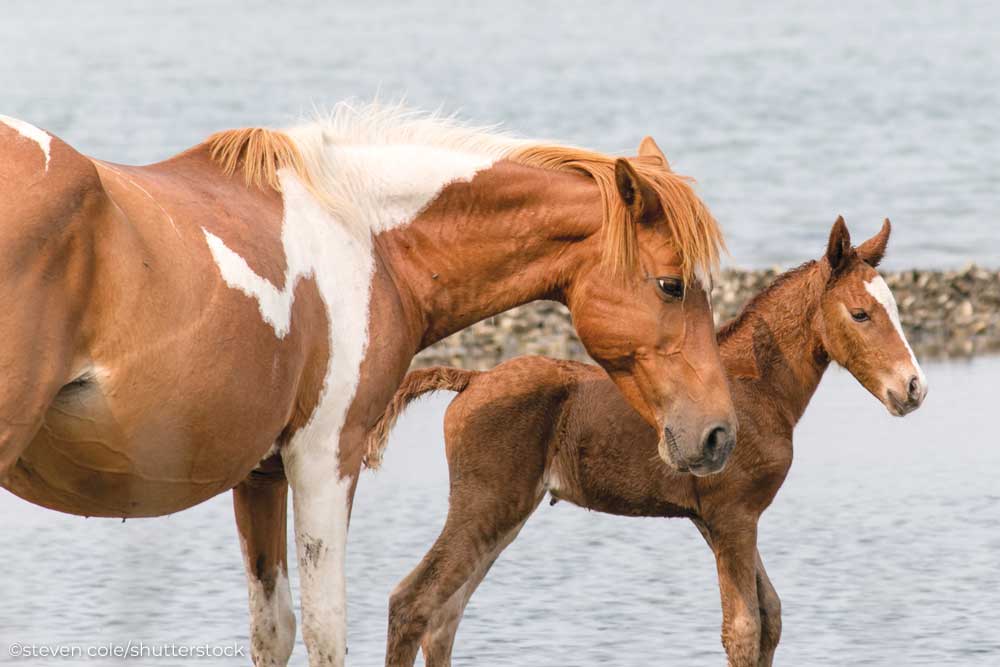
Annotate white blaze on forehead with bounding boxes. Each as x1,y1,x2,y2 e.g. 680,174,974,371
0,115,52,171
694,264,713,303
864,275,927,386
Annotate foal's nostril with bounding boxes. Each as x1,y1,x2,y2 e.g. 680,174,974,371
907,376,921,402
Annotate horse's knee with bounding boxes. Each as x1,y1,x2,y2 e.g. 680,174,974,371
722,612,761,667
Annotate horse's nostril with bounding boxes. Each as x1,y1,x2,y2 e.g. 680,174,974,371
703,425,731,460
907,376,921,402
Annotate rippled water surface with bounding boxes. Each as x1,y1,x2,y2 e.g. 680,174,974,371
1,1,999,268
2,2,999,665
3,358,1000,666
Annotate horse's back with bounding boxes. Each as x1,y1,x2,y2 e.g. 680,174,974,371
3,134,330,518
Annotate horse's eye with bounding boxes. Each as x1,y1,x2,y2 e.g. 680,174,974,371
656,277,684,300
851,309,870,322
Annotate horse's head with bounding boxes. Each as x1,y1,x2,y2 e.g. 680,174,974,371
565,138,736,476
817,216,927,416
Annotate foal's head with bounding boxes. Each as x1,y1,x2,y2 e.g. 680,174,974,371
817,217,928,416
563,139,737,475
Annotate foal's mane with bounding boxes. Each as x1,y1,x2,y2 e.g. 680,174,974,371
206,103,722,281
716,260,820,344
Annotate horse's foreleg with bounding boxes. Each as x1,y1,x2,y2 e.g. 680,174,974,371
710,520,761,667
234,473,296,667
283,442,357,667
754,550,781,667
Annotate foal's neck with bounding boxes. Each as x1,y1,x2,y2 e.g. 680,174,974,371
377,161,602,351
720,261,831,427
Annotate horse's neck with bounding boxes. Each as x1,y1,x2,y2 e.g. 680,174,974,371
377,161,601,350
722,263,831,428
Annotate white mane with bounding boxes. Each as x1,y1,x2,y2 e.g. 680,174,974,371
281,103,533,237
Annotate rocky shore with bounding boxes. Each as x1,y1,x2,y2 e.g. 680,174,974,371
413,266,1000,369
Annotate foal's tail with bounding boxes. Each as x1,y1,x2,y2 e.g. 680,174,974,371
363,366,479,470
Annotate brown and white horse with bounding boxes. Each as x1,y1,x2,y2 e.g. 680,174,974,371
371,217,928,667
0,105,735,666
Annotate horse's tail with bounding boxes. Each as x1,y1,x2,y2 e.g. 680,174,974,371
363,366,479,470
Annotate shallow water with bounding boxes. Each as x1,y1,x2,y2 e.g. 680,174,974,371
2,357,999,666
1,1,999,268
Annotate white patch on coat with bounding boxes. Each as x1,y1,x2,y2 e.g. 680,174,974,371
205,139,500,663
0,115,52,171
202,230,303,339
864,275,928,391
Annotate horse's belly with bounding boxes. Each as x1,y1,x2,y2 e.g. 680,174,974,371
3,385,272,518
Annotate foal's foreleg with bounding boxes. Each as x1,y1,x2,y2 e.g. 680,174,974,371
283,442,357,667
387,493,541,667
754,550,781,667
234,474,296,667
711,521,762,667
420,517,532,667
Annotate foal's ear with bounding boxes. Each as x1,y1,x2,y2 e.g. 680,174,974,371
856,218,891,267
638,136,670,170
614,158,658,223
825,215,853,273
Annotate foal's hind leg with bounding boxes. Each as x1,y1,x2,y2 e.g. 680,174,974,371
386,488,543,666
419,515,534,666
754,550,781,667
233,470,296,667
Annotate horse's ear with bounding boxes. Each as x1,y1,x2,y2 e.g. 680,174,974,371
614,158,657,223
826,215,853,274
638,136,670,170
856,218,891,267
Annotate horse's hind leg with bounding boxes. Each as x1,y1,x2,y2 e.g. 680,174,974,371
419,514,535,667
755,550,781,667
233,467,296,667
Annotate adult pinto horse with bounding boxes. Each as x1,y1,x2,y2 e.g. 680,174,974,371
0,105,735,667
371,217,928,666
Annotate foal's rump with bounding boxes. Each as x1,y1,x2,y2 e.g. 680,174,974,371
364,356,581,471
364,366,479,469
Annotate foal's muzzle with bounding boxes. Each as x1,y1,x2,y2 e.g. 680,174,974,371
886,374,927,416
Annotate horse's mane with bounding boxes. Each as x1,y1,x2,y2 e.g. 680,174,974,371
206,102,723,282
716,260,820,344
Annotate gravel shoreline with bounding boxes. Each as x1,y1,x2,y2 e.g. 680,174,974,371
414,265,1000,369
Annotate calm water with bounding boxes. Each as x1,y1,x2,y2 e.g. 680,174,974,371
1,1,999,268
2,358,1000,666
2,2,1000,666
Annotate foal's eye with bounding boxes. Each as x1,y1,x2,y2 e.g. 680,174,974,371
656,277,685,300
851,310,870,322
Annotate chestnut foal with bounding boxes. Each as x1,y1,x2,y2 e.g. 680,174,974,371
369,217,927,666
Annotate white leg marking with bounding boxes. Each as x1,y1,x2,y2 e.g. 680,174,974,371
0,115,52,171
240,537,296,666
864,275,928,390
